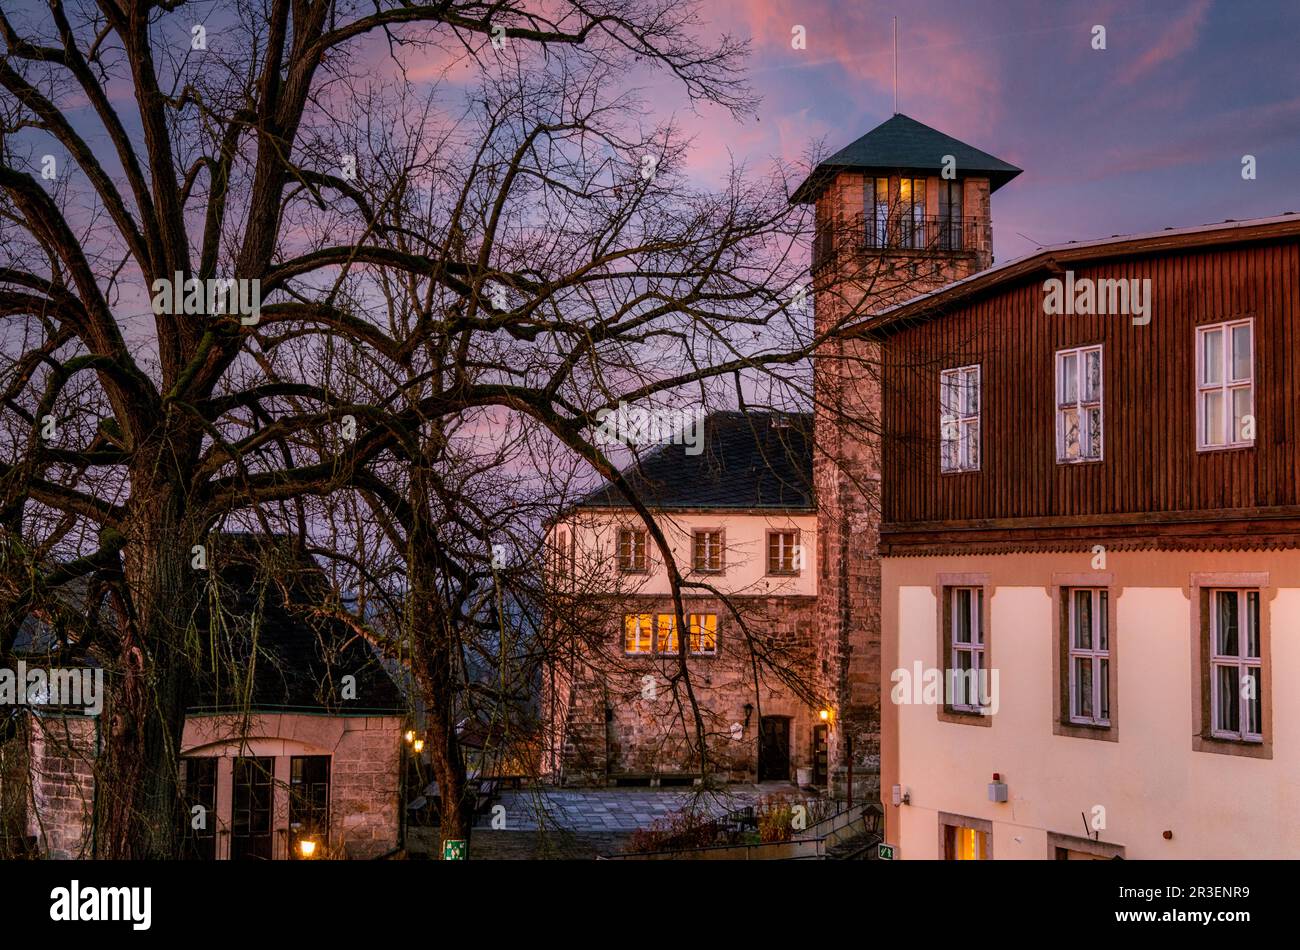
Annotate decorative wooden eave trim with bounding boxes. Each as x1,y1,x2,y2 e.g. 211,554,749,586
880,507,1300,556
849,214,1300,340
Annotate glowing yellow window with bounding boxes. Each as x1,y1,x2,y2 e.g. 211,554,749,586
689,614,717,655
946,825,990,860
624,614,653,654
657,615,678,654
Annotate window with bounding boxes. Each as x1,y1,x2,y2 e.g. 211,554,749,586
1048,832,1125,860
867,176,890,247
899,177,925,248
617,527,648,573
181,757,217,861
947,587,986,712
231,756,274,861
657,614,678,654
1056,346,1103,462
1209,589,1262,742
937,180,963,250
693,530,723,572
631,613,716,655
289,756,330,859
939,365,980,473
688,614,717,655
1067,589,1109,726
550,526,574,582
941,815,992,860
1197,319,1254,450
624,614,653,654
767,530,800,575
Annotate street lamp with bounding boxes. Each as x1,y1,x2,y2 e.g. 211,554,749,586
299,838,317,859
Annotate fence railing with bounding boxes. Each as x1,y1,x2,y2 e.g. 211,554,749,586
814,213,983,270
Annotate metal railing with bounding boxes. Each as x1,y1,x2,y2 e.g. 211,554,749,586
813,213,983,270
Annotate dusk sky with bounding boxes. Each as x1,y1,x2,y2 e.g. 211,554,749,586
655,0,1300,264
11,0,1297,269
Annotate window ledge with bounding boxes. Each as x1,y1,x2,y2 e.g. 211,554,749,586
1193,734,1271,759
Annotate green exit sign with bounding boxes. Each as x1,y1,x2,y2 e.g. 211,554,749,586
443,839,467,861
878,843,895,861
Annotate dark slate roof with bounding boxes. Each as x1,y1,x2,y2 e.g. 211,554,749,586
791,113,1022,203
578,411,814,511
190,535,404,714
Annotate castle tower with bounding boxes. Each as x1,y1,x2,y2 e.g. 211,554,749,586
792,113,1020,800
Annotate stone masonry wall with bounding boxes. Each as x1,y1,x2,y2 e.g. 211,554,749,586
27,713,97,859
811,171,993,802
550,595,819,785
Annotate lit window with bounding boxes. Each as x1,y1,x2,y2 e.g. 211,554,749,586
1197,319,1254,450
1067,589,1109,726
947,587,986,712
1209,590,1262,742
899,177,925,249
940,365,980,473
289,756,330,860
693,530,723,572
623,614,653,654
688,614,717,655
618,528,647,573
657,614,678,655
767,530,800,575
944,824,990,860
1056,346,1103,462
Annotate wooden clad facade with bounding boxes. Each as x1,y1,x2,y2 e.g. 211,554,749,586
876,221,1300,553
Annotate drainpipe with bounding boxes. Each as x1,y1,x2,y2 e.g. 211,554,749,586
846,733,854,812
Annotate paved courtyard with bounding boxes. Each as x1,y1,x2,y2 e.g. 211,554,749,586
479,781,807,832
464,781,814,859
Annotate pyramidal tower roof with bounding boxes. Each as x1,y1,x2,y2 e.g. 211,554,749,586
791,113,1022,203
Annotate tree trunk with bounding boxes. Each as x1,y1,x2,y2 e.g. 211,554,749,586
410,554,472,857
93,485,196,859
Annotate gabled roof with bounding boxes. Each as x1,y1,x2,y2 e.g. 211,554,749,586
791,113,1022,203
577,410,814,512
190,535,405,715
10,536,405,716
852,212,1300,338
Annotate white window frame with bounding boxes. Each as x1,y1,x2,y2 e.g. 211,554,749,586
617,527,648,573
1196,318,1254,451
940,365,981,473
767,530,800,575
1067,588,1109,726
1208,589,1262,742
687,614,717,656
1055,345,1103,463
623,613,653,655
693,529,724,573
948,587,985,712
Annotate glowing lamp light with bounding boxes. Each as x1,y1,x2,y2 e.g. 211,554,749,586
299,839,317,858
413,739,425,753
818,708,830,722
404,730,416,743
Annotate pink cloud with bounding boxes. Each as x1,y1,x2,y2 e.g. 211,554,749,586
1114,0,1212,85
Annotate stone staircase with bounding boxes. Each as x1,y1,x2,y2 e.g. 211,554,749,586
805,802,884,860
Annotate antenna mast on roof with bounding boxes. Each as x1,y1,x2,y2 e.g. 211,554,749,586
893,16,899,114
